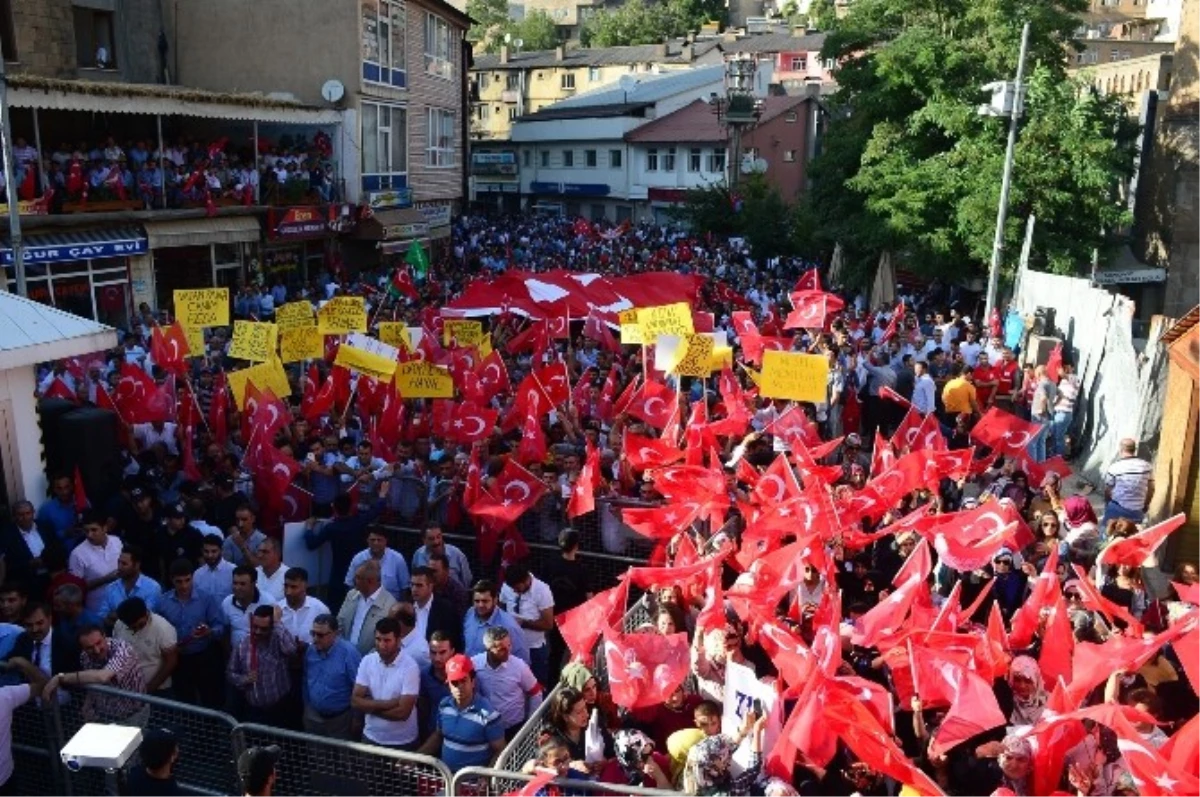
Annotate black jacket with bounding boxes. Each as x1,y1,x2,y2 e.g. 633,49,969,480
422,594,464,651
7,629,79,677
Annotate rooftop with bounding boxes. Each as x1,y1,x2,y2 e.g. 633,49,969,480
0,291,118,370
720,32,828,54
543,63,727,110
473,39,723,71
624,95,818,143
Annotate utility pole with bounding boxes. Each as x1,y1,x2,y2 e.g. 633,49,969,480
983,21,1030,321
0,56,24,296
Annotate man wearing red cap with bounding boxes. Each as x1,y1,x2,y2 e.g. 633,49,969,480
417,654,505,772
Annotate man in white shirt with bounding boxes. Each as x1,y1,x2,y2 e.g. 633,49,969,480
112,597,178,696
132,420,179,456
352,616,420,750
277,567,330,644
958,329,983,368
0,661,47,791
345,529,410,603
194,534,235,602
394,605,430,671
68,511,122,613
497,564,555,686
1101,437,1155,531
254,539,291,603
912,361,937,416
470,626,543,734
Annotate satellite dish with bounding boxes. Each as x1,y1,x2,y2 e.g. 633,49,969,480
618,75,638,96
321,79,345,104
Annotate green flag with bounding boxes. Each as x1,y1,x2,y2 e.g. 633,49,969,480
405,240,429,281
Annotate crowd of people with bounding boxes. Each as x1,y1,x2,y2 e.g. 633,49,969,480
1,132,337,211
0,212,1195,796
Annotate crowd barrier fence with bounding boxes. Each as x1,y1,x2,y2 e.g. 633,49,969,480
451,766,680,796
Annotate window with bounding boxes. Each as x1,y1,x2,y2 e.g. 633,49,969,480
523,150,531,167
784,150,797,162
688,148,702,172
562,149,574,167
479,74,489,90
823,58,836,70
475,105,490,121
585,149,597,167
589,66,601,82
561,73,576,90
536,71,545,80
785,111,798,123
508,107,518,121
663,147,676,171
1111,49,1120,62
506,73,520,90
424,13,455,80
789,56,807,71
609,149,622,168
361,101,408,187
540,150,549,167
646,148,659,171
426,108,455,167
0,0,16,61
74,8,116,69
361,0,406,86
707,148,726,173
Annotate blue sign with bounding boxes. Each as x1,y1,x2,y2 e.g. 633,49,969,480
1,235,147,266
528,182,610,197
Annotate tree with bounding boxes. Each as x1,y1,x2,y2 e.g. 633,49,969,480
810,0,1139,282
808,0,838,31
467,0,510,47
581,0,676,47
672,174,799,261
509,9,560,52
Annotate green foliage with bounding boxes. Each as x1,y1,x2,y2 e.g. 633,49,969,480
809,0,838,31
510,10,560,51
810,0,1138,281
580,0,723,48
467,0,509,45
673,174,800,262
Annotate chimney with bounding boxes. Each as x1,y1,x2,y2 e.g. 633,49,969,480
658,41,669,57
500,44,509,64
555,45,565,62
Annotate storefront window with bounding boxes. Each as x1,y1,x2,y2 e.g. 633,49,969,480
94,282,131,330
214,243,242,267
263,246,303,287
26,279,51,306
6,256,131,325
53,275,94,320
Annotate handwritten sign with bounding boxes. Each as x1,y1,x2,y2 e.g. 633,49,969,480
395,360,454,399
759,350,829,403
173,288,229,328
710,345,734,371
335,333,399,381
229,321,279,362
279,327,324,363
182,326,206,358
228,358,291,408
443,319,484,348
377,322,413,352
619,308,644,345
675,334,716,377
478,333,494,359
637,302,693,343
275,301,315,332
317,296,367,335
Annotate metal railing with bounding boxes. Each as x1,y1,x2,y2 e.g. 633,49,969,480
451,766,679,796
10,685,452,797
491,682,563,775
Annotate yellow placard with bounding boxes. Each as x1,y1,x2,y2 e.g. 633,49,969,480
227,358,292,408
443,319,484,348
317,296,367,335
279,327,324,363
674,334,716,377
173,288,229,328
395,360,455,399
229,321,279,362
637,302,693,343
275,301,315,332
377,322,413,352
335,343,398,381
478,333,493,359
759,350,829,403
709,345,734,371
619,308,644,345
182,326,206,357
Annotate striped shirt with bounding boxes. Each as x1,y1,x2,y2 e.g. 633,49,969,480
436,695,504,772
1104,456,1153,511
80,638,146,722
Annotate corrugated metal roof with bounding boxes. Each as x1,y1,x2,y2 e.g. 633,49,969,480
0,291,118,370
722,32,827,54
1162,305,1200,344
546,64,726,110
473,40,723,70
624,95,816,143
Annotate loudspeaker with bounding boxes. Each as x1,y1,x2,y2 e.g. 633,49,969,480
1032,306,1056,337
37,399,79,478
1023,335,1062,368
56,408,122,508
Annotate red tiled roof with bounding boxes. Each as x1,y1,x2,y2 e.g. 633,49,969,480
624,95,817,144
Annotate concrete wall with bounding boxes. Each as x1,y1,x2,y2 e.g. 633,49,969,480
10,0,163,82
10,0,76,77
172,0,359,104
0,365,46,504
742,102,812,201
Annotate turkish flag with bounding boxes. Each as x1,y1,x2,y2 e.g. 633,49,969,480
784,291,830,330
597,365,621,422
1008,544,1061,650
852,574,924,649
374,386,406,452
447,402,498,445
1045,342,1063,382
150,323,191,375
1038,588,1075,688
583,311,621,354
567,440,600,519
249,387,290,444
622,502,703,540
535,362,571,407
880,385,911,406
611,373,641,418
114,363,157,419
751,454,803,505
892,536,933,588
891,406,926,453
252,441,301,495
871,430,897,477
516,412,547,466
570,368,594,418
1098,513,1187,567
626,380,676,429
475,350,510,402
43,377,76,402
909,411,946,452
1068,614,1198,704
928,499,1034,572
1162,713,1200,779
468,459,547,525
1069,563,1145,636
792,268,821,293
969,407,1043,456
1108,712,1200,797
139,378,177,424
910,644,1007,754
623,431,683,471
602,627,691,709
208,372,229,445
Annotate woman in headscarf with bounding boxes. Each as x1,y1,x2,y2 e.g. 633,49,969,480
1062,495,1101,565
681,715,766,797
559,662,620,732
596,729,672,789
1007,655,1048,726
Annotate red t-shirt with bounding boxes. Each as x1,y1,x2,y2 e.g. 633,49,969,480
995,360,1019,397
972,365,997,406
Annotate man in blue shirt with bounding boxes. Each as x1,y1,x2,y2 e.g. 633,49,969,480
97,545,161,627
416,654,504,772
35,475,78,546
158,559,225,709
462,580,529,666
302,613,361,740
304,484,388,609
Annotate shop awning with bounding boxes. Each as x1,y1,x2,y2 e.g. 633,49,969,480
0,291,118,370
355,208,429,241
1,225,146,266
143,216,261,249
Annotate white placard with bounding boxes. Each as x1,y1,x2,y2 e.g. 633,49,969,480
721,660,783,773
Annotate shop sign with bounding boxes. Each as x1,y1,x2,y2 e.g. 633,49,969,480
476,182,520,194
471,152,518,176
528,182,610,197
416,203,452,228
367,188,413,210
1091,267,1166,285
2,238,147,265
382,221,428,239
269,206,331,240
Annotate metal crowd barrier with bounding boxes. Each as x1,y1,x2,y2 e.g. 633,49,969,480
10,685,452,797
451,766,679,796
491,682,563,775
